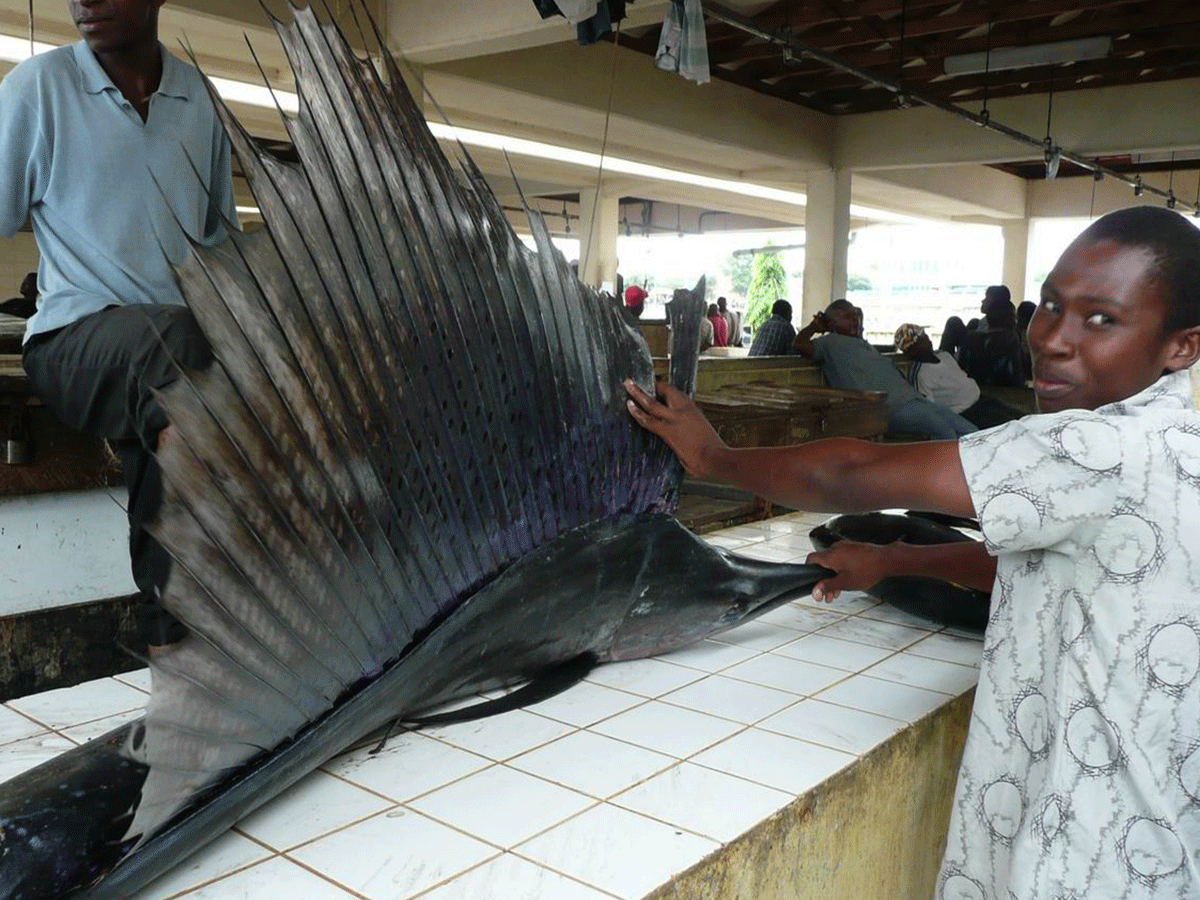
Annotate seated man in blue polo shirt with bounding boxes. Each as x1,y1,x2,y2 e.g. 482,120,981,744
0,0,236,648
796,299,976,440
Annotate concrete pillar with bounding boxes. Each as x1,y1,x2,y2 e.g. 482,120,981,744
1001,219,1030,304
578,187,620,291
802,168,852,319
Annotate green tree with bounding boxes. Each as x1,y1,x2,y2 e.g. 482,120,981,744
847,274,872,291
744,250,787,332
722,252,753,297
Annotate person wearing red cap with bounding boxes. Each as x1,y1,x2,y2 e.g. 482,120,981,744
624,285,648,319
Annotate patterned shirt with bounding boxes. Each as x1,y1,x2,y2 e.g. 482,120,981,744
943,369,1200,899
748,315,796,356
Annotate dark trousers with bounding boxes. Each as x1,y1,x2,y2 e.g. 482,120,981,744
23,305,212,646
960,394,1024,430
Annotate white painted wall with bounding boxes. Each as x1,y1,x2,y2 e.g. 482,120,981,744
0,489,136,616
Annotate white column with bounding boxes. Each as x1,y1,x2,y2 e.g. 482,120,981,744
577,187,620,291
1001,219,1030,303
802,167,852,319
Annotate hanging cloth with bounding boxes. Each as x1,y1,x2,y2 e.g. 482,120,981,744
656,0,710,84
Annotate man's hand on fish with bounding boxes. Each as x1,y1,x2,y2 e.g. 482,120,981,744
623,379,728,479
805,540,899,602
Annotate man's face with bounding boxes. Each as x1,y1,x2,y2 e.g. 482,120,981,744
913,334,933,356
69,0,164,54
1027,238,1199,413
825,308,858,336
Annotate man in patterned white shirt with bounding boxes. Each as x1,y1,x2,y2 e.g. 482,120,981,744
623,205,1200,899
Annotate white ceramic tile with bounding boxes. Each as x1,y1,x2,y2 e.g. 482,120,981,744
169,856,356,900
129,831,273,900
792,589,880,614
757,532,815,552
516,803,718,900
584,658,704,698
865,653,980,696
590,701,743,759
723,654,845,697
423,709,575,761
710,621,801,652
754,603,845,633
662,675,798,725
943,625,988,642
0,732,75,782
612,762,792,843
8,676,147,730
410,765,593,848
60,709,144,745
857,602,939,631
0,705,46,747
691,728,854,796
114,668,153,693
816,616,929,652
419,854,613,900
772,633,894,672
762,517,820,534
703,535,753,550
509,730,674,799
907,631,986,667
237,769,393,851
323,731,490,802
289,809,496,900
713,523,775,541
817,674,952,723
658,639,759,673
729,544,797,563
525,681,645,728
758,698,905,755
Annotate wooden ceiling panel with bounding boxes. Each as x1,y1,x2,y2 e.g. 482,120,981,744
615,0,1200,118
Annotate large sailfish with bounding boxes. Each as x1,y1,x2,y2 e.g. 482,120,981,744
0,5,826,898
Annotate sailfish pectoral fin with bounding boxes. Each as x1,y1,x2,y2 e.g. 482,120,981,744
401,653,599,727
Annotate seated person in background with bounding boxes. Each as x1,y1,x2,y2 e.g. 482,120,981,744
0,271,38,319
748,299,797,356
938,315,968,355
852,304,865,339
894,323,1022,429
717,296,742,347
957,291,1024,386
624,284,647,319
1016,300,1036,381
796,299,976,440
707,303,728,347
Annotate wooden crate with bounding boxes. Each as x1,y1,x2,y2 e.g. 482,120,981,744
696,381,889,447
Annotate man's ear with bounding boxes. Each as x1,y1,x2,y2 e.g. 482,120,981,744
1164,326,1200,373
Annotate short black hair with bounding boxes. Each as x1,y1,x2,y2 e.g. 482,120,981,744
825,298,855,315
984,285,1011,305
1077,206,1200,331
771,299,792,319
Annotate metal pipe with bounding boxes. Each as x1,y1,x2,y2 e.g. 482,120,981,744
702,1,1199,214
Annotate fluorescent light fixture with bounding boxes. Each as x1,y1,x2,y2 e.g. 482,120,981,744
944,36,1112,76
0,34,57,61
0,32,302,113
427,122,809,207
208,75,299,115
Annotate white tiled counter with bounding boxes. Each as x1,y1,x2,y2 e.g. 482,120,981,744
0,512,984,900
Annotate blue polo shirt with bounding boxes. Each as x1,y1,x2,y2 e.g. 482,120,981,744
0,41,236,342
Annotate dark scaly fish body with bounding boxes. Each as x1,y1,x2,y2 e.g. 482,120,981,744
809,512,991,632
0,5,826,898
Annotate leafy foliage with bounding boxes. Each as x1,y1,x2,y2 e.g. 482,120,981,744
745,250,787,332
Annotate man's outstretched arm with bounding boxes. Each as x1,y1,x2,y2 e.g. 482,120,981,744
624,379,976,519
804,539,997,602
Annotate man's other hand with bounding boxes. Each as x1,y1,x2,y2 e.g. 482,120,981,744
623,379,728,479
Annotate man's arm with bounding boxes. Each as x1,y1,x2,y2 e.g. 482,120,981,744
804,539,996,602
793,313,826,357
624,379,976,519
0,79,46,238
